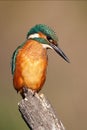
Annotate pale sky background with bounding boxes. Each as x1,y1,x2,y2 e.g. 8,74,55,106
0,1,87,130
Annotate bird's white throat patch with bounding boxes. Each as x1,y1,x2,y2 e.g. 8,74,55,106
28,33,39,39
42,44,52,49
28,33,52,49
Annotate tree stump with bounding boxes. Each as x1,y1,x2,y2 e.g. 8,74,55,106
18,87,65,130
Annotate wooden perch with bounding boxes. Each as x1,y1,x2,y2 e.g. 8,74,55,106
18,88,65,130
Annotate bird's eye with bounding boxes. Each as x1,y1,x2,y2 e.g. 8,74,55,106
47,35,58,47
47,36,53,43
47,35,58,45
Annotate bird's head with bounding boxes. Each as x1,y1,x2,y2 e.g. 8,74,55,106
27,24,70,63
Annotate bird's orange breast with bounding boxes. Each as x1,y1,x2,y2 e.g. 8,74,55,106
13,40,48,92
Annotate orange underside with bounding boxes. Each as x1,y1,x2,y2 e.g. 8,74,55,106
13,40,48,92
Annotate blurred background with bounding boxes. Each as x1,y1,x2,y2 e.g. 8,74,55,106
0,1,87,130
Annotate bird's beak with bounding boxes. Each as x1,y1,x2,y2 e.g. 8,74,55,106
50,43,70,63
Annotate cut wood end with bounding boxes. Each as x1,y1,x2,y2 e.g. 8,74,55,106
18,87,65,130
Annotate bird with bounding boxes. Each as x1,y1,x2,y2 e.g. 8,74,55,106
11,24,70,97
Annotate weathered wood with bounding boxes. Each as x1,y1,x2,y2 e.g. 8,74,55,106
18,88,65,130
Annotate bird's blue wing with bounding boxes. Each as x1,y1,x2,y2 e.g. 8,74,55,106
11,46,20,75
11,41,25,75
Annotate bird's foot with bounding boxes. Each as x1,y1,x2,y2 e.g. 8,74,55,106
21,87,36,98
20,87,28,99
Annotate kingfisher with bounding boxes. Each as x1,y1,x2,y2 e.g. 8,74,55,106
11,24,69,97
